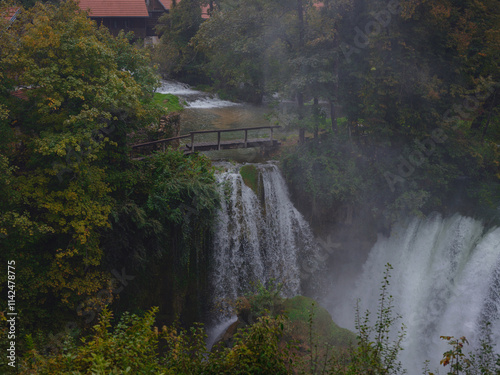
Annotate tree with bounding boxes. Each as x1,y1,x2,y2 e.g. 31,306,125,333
193,0,274,102
194,0,351,137
0,0,163,330
154,0,204,81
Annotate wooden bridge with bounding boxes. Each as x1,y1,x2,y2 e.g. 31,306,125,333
131,126,281,158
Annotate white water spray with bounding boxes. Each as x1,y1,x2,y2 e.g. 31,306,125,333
210,163,319,319
328,213,500,373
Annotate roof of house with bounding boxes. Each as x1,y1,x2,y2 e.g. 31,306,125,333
157,0,174,11
201,4,209,19
3,7,20,24
11,89,28,101
78,0,149,17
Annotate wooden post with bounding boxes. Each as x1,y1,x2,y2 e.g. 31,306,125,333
244,129,248,148
191,133,195,153
217,131,221,150
270,127,274,142
162,142,166,152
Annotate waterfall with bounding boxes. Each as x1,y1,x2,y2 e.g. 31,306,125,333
328,213,500,372
210,162,319,319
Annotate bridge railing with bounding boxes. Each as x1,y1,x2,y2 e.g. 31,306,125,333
131,125,281,154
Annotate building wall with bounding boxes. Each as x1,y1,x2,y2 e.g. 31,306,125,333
93,17,147,38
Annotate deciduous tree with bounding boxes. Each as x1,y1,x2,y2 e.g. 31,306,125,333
0,0,163,329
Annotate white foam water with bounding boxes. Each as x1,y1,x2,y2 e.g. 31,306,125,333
157,80,239,109
210,163,319,319
328,213,500,373
186,97,239,109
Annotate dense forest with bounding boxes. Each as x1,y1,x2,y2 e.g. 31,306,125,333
155,0,499,229
0,0,499,373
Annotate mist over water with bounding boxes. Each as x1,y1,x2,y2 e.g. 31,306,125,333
326,214,500,373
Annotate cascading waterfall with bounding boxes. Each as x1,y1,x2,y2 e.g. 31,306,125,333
328,213,500,373
210,162,319,319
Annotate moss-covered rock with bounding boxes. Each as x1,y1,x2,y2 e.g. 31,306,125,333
214,295,355,353
240,164,259,195
283,295,355,348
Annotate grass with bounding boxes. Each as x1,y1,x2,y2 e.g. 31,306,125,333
283,296,356,347
153,93,184,113
240,164,259,195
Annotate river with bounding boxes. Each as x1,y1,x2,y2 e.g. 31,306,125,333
157,81,282,162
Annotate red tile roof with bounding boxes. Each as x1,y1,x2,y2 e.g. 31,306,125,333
201,4,209,19
157,0,174,11
11,89,28,101
78,0,149,17
3,7,20,24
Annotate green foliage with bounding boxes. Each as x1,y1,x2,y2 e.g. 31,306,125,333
20,307,163,374
17,266,500,375
348,264,406,375
142,149,219,269
153,93,184,113
146,149,219,232
433,332,500,375
191,0,499,217
281,123,500,227
154,0,204,80
280,134,375,221
208,315,296,375
439,336,471,375
2,0,499,371
283,296,355,349
20,306,297,375
161,322,208,374
193,0,287,102
100,149,220,323
0,0,164,332
242,279,284,319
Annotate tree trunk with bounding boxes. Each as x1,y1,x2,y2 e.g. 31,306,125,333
329,98,337,134
481,90,497,143
471,87,498,131
331,52,339,134
313,97,319,140
297,0,305,144
297,0,304,46
298,92,305,144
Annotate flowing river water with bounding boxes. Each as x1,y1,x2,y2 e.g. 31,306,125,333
157,81,282,162
159,81,500,372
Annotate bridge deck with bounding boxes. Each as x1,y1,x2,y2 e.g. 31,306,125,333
183,139,280,153
130,125,281,159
